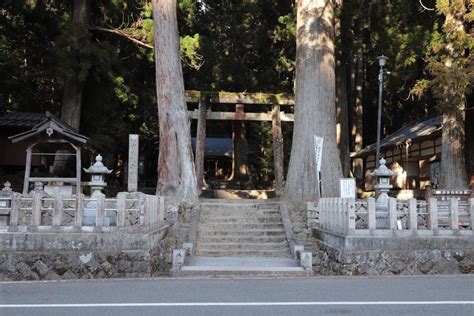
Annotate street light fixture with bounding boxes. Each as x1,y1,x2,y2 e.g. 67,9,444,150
375,55,388,168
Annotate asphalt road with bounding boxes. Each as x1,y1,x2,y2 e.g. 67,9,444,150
1,275,473,316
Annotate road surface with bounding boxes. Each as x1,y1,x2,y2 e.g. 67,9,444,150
1,275,473,315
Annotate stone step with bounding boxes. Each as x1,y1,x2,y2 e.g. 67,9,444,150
196,242,289,251
195,249,291,257
200,209,280,217
199,223,284,231
197,235,288,243
197,229,286,237
200,202,280,209
199,216,283,224
174,269,310,278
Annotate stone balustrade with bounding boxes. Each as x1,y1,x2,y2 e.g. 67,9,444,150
0,191,166,232
314,197,474,237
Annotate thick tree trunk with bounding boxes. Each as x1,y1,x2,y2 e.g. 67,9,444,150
54,0,88,177
153,0,197,200
335,0,350,177
229,104,249,181
336,63,350,177
285,0,343,202
61,0,89,130
195,102,207,194
440,109,468,189
272,105,284,194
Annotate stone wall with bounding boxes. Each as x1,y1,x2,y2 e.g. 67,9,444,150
311,243,474,275
0,226,175,281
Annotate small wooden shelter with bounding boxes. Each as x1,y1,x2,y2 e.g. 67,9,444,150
8,112,88,194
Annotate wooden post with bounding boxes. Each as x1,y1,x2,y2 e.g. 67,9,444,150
75,193,84,226
76,146,82,194
271,104,284,194
53,195,63,226
469,198,474,231
408,198,417,231
32,192,42,225
368,197,376,231
23,146,33,194
388,197,397,230
95,193,105,227
195,101,207,194
117,192,126,227
428,198,438,231
449,198,459,231
9,193,20,226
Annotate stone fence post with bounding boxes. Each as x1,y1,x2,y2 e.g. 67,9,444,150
75,193,84,226
32,192,42,225
449,198,459,231
9,193,20,226
408,198,417,232
427,198,438,231
469,198,474,230
347,198,356,234
368,197,376,232
117,192,126,227
52,195,63,226
95,193,105,227
388,197,397,230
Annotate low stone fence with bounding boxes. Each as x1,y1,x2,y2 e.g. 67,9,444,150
0,191,172,280
0,191,165,232
315,197,474,237
309,197,474,275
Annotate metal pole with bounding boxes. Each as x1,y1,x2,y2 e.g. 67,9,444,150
375,63,384,168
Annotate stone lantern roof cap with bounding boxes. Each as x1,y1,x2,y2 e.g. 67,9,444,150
83,154,113,174
371,158,394,177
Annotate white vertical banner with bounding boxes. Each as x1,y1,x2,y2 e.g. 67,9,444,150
313,136,324,173
314,136,324,196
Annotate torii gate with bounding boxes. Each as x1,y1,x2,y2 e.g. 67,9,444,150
185,90,294,194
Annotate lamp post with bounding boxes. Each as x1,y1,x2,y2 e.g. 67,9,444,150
375,55,388,168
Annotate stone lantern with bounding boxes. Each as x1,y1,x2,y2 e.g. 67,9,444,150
83,154,113,226
83,154,112,196
371,158,394,206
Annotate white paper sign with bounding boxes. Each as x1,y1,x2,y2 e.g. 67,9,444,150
313,136,324,173
339,178,356,198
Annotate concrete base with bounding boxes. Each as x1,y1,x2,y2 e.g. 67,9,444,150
311,228,474,275
0,226,172,281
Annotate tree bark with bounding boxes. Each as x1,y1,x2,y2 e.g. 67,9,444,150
285,0,343,202
229,104,249,181
195,101,207,194
335,0,350,177
153,0,197,200
61,0,89,130
440,108,468,189
272,105,284,194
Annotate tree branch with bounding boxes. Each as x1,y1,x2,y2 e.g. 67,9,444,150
90,26,153,49
419,0,435,11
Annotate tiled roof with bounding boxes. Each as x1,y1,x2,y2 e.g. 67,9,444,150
352,115,442,158
0,112,46,129
1,111,88,144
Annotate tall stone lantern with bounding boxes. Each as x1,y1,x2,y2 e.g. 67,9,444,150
83,154,113,225
371,158,394,206
83,154,113,196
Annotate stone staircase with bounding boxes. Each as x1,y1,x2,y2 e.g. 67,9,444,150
175,200,310,277
195,201,291,257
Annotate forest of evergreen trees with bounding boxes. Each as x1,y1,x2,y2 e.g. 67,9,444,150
0,0,472,196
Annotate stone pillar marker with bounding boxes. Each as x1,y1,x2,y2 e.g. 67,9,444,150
128,134,139,192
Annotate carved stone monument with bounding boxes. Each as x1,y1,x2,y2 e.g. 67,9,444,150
128,134,139,192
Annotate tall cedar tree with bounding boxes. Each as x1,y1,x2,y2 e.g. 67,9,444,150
153,0,198,200
286,0,343,202
413,0,473,188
